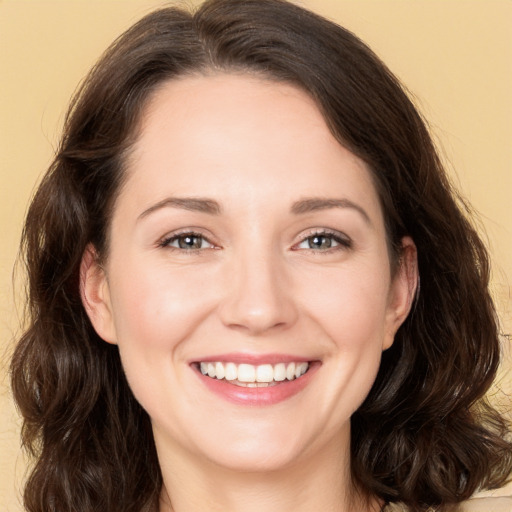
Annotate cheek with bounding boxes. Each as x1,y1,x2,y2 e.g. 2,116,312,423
303,263,391,347
105,260,216,417
107,259,217,352
305,267,391,417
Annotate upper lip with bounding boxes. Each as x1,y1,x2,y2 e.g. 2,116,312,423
189,353,314,365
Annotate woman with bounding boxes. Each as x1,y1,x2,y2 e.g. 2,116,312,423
10,0,511,511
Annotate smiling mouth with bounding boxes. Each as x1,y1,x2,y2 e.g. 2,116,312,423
195,361,310,388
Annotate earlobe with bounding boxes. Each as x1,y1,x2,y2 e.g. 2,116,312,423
383,236,419,350
80,244,118,344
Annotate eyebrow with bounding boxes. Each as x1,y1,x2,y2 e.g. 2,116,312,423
291,197,371,224
138,196,371,224
138,197,222,220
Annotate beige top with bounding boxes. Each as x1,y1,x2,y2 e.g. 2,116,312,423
386,497,512,511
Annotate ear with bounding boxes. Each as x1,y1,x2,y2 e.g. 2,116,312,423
383,236,418,350
80,244,118,344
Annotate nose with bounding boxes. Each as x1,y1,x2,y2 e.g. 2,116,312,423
218,247,298,335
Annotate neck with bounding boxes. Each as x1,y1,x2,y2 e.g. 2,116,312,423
155,430,381,512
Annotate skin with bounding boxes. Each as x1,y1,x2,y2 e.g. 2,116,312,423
81,74,417,512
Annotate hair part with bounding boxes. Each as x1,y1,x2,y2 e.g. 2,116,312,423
11,1,511,511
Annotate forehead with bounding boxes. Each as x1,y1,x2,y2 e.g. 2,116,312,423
134,73,332,162
120,73,382,223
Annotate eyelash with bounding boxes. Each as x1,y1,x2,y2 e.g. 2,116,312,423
158,229,352,253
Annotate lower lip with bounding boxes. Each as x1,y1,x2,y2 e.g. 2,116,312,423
193,363,319,406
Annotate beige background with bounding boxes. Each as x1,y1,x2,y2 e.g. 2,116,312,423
1,1,511,510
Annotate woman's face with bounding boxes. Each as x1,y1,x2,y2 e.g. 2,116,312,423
82,74,415,473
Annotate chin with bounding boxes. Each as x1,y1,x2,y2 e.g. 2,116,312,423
152,411,320,475
203,437,309,474
179,410,348,475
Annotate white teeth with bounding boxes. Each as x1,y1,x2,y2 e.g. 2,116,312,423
256,364,274,383
215,362,225,380
295,362,308,378
274,363,286,381
238,364,256,383
225,362,237,381
197,361,310,384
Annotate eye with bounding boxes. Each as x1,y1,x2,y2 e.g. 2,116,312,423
294,230,351,251
160,232,215,250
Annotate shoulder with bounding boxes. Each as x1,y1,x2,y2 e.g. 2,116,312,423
460,496,512,512
386,496,512,512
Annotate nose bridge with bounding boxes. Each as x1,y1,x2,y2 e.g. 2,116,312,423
219,241,296,334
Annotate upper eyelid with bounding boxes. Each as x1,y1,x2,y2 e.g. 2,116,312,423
160,227,213,239
296,228,351,242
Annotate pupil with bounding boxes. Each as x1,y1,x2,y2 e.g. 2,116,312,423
310,235,331,249
179,235,201,249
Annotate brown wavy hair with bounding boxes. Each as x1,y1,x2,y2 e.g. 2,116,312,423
11,1,511,511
